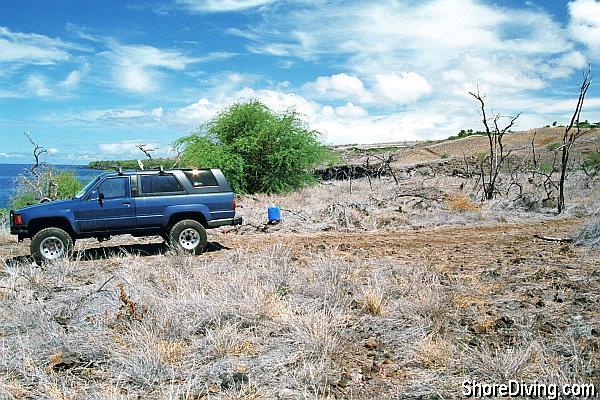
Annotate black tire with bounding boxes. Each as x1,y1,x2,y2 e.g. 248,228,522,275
169,219,207,254
30,227,74,263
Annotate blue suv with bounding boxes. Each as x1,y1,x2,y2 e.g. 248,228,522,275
10,168,242,262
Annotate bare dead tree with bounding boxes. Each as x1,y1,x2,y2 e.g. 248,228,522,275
20,132,57,201
530,130,539,173
469,88,520,200
136,144,157,161
25,132,47,179
171,144,183,168
557,64,592,213
368,152,399,185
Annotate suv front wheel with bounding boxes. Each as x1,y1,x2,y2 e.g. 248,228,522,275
169,220,207,254
30,227,74,263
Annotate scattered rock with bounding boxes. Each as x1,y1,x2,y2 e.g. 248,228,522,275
364,337,380,350
221,372,249,391
47,348,90,372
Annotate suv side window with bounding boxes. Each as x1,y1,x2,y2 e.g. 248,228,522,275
184,170,218,187
140,174,185,195
97,177,130,199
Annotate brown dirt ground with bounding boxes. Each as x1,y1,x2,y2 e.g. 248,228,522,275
1,217,587,266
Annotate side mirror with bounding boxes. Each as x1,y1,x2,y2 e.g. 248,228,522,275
98,192,105,205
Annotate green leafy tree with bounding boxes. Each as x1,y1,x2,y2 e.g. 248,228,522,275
177,100,327,194
11,170,84,209
175,135,246,193
10,193,38,209
55,171,84,199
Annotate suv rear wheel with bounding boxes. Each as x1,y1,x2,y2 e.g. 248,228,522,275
169,220,207,254
30,227,74,263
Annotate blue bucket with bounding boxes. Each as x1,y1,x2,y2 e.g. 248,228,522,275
268,206,281,223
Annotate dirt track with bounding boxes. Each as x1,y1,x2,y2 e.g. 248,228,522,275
1,217,590,268
219,217,587,264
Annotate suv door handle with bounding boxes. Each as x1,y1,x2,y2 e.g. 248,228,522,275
122,201,131,206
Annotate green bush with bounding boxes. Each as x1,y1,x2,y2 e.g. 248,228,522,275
10,169,84,209
88,158,175,170
579,120,600,128
176,135,246,193
323,150,342,167
11,192,38,209
55,171,84,198
583,151,600,171
539,163,555,174
176,100,327,194
447,128,486,141
547,143,560,151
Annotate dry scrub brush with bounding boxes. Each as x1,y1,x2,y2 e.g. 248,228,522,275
1,219,599,398
230,163,598,238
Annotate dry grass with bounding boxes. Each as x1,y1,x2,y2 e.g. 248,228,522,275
359,278,386,316
1,217,598,399
0,135,598,398
446,192,481,211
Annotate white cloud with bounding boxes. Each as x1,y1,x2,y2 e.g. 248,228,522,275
333,103,369,119
62,70,82,87
568,0,600,55
529,97,600,114
171,87,460,144
105,43,198,93
0,152,26,158
304,72,431,105
67,107,165,125
373,72,432,104
47,147,59,154
174,98,223,123
239,0,570,69
304,73,373,103
233,0,580,111
26,75,52,96
0,26,83,65
99,140,162,157
175,0,275,13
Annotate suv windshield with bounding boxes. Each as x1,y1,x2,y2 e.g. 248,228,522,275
74,176,102,199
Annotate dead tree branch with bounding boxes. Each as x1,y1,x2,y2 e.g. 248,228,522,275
136,144,157,161
469,88,520,200
558,64,592,213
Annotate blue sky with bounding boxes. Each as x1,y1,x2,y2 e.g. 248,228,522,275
0,0,599,164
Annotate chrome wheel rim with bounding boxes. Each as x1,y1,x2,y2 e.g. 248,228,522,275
40,236,65,260
179,228,200,250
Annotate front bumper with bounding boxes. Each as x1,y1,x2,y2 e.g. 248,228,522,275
10,224,28,242
10,224,28,235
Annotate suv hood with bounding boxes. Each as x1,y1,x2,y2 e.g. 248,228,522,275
16,198,79,213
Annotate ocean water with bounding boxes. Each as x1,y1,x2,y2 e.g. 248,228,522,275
0,164,102,209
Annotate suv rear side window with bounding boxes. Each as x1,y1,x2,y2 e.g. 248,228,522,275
97,177,130,199
184,170,218,187
140,174,185,195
